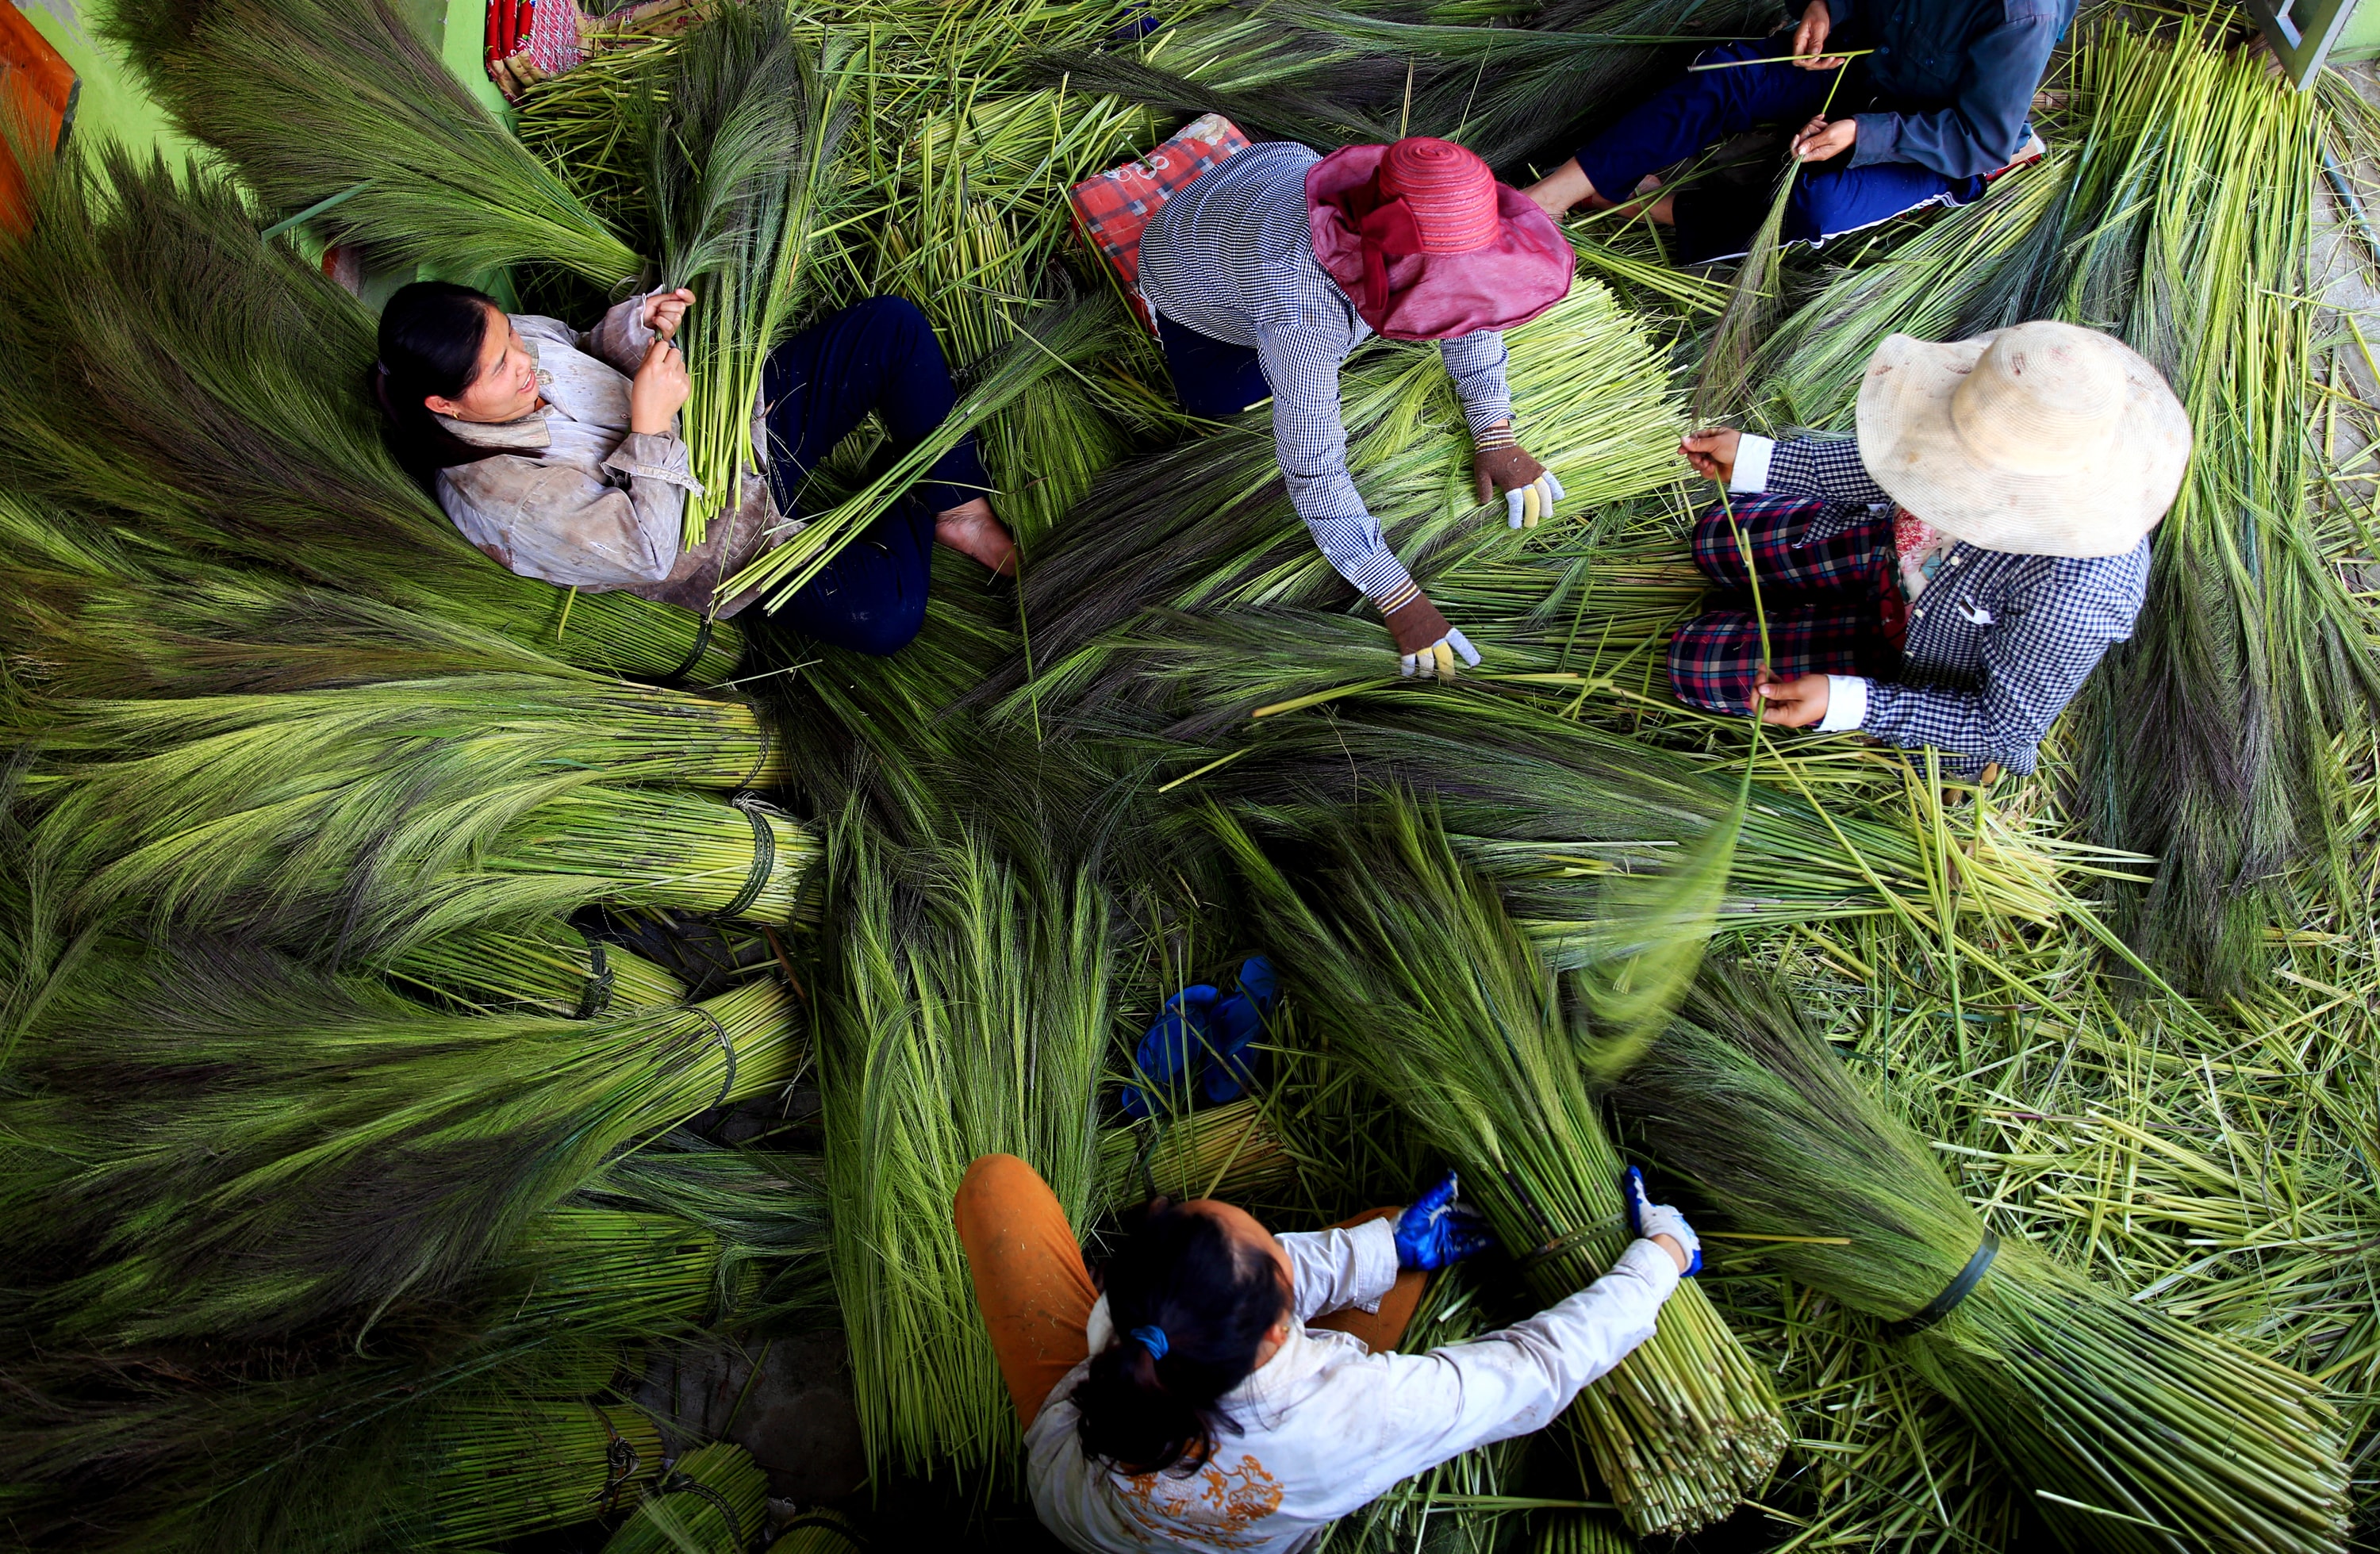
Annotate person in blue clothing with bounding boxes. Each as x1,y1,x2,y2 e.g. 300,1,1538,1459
1522,0,2067,263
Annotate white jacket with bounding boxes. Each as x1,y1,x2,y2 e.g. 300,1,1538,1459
1025,1219,1681,1553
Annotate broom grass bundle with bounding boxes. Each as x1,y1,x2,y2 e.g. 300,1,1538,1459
389,918,689,1019
414,1398,666,1548
27,747,816,961
103,0,643,285
1220,797,1787,1535
820,823,1111,1481
17,673,786,792
601,1441,770,1554
571,1134,835,1326
1609,965,2353,1553
1167,688,2133,947
0,146,736,683
1004,274,1684,708
1099,1095,1303,1207
2,946,805,1343
628,4,859,543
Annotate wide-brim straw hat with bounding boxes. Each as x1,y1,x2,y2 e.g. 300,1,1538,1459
1855,321,2191,558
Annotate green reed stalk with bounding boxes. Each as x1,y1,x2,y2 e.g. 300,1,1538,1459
415,1399,665,1548
387,918,687,1019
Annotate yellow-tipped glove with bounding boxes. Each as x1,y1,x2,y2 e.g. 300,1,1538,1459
1472,426,1564,530
1377,583,1481,681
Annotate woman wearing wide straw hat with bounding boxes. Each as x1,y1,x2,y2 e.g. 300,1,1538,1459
1672,320,2190,777
1136,136,1575,680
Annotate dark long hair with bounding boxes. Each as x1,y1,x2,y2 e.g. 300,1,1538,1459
372,281,505,489
1069,1200,1291,1476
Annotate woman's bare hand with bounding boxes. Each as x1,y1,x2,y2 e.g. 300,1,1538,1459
1681,428,1741,485
628,336,692,436
642,287,696,342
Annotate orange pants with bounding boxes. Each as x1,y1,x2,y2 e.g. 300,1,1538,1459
954,1153,1428,1427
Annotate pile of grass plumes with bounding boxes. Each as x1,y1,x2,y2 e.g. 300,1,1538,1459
1221,795,1786,1534
0,506,663,699
998,275,1683,716
0,930,805,1346
1608,965,2353,1553
0,1131,825,1552
817,819,1112,1483
0,146,734,683
600,1441,770,1554
1144,688,2137,954
13,677,816,961
625,3,860,543
102,0,642,285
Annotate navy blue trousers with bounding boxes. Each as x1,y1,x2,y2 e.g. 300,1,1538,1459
1573,37,1986,263
1154,310,1273,419
761,296,991,656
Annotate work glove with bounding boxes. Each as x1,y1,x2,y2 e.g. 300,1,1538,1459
1393,1170,1497,1271
1472,428,1565,530
1200,957,1276,1107
1378,585,1481,681
1119,983,1218,1121
1622,1166,1702,1276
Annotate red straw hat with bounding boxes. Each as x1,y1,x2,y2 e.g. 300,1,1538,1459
1307,140,1574,342
1376,137,1502,254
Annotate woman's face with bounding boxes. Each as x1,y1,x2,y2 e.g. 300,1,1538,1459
424,304,540,424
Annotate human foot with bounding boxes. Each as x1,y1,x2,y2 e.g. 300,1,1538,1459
933,497,1017,576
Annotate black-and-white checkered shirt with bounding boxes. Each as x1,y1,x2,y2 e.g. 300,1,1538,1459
1138,140,1514,608
1741,434,2149,776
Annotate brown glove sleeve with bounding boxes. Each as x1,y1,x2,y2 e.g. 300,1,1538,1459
1380,591,1453,656
1472,444,1549,505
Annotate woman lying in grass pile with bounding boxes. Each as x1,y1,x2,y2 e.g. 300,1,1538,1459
1673,320,2189,778
373,282,1016,654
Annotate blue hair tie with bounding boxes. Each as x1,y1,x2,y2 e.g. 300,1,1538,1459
1129,1325,1169,1361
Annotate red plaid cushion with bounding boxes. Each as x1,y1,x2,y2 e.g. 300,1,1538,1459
1069,113,1251,333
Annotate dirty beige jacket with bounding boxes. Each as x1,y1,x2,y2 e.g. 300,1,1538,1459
434,294,782,616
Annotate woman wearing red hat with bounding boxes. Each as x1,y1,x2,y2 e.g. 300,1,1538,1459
1137,136,1576,679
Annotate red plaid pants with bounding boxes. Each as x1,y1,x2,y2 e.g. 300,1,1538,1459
1668,496,1904,715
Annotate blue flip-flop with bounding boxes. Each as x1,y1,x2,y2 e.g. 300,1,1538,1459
1200,957,1276,1107
1119,984,1219,1120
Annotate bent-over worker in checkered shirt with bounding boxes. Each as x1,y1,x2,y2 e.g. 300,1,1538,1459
1137,136,1575,680
1672,320,2190,777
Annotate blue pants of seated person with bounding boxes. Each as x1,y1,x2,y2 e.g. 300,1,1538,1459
1573,36,1987,264
762,296,991,656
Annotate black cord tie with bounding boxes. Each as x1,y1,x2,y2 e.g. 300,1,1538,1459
715,792,778,921
690,1006,739,1111
1891,1233,1998,1337
737,719,775,791
658,615,717,689
575,938,616,1021
658,1470,743,1548
591,1408,640,1514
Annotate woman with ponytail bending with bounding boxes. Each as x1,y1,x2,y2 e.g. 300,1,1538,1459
954,1154,1698,1552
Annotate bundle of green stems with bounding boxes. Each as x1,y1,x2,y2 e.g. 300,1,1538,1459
1224,799,1786,1534
820,823,1111,1481
413,1399,665,1547
601,1441,771,1552
387,918,689,1019
1610,968,2353,1553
